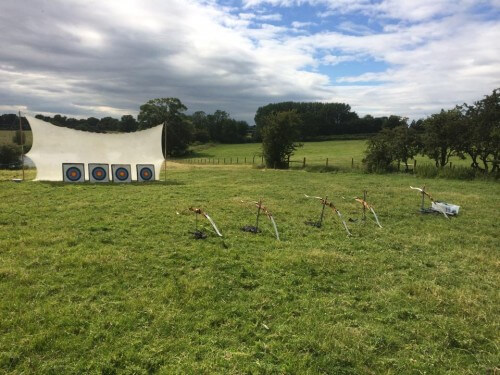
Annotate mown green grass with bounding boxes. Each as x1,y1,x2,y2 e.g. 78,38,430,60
0,164,498,373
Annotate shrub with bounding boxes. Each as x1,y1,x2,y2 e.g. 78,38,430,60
0,144,21,169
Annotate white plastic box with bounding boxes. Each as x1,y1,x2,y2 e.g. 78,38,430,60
432,201,460,215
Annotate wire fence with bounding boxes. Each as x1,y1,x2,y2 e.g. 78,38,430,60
176,156,366,170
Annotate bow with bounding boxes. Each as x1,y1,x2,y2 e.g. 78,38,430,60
241,199,280,240
189,207,223,237
410,186,449,219
304,194,352,236
353,197,383,228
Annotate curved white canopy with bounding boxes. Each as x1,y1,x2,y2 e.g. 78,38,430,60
26,116,164,181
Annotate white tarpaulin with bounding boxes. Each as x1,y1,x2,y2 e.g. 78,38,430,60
26,116,164,181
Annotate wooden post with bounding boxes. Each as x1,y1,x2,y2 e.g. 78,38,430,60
244,157,246,164
414,159,417,173
261,156,264,166
224,158,226,164
398,160,400,171
218,158,220,164
326,158,328,167
303,157,306,168
351,158,354,169
19,111,25,181
252,156,255,165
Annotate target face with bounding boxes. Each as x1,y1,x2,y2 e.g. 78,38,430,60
62,163,85,182
111,164,132,183
136,164,155,182
88,164,109,183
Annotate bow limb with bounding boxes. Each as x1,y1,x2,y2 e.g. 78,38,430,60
369,207,383,228
335,209,352,236
268,214,280,241
203,213,223,237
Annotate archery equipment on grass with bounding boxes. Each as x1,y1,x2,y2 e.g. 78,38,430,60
189,207,223,239
353,193,382,228
241,199,280,240
304,194,351,236
305,194,328,228
410,186,459,218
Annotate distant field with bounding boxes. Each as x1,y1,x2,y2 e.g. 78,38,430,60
0,130,33,148
0,164,498,373
184,140,472,168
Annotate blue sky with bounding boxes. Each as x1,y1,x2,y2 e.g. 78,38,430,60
0,0,499,123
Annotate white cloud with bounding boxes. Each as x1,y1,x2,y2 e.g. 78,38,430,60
0,0,498,123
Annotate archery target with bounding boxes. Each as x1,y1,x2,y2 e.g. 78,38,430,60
111,164,132,183
62,163,85,182
88,163,110,183
136,164,155,182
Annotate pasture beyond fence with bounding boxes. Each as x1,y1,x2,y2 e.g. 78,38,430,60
177,155,424,172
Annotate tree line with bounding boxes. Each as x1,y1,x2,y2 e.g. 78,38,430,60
254,102,387,141
363,88,499,175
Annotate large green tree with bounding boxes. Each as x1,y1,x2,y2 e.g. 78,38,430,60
458,88,500,173
138,98,193,156
420,109,463,168
261,110,302,169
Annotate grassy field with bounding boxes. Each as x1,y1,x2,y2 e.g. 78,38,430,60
185,140,472,168
0,131,33,148
0,164,498,373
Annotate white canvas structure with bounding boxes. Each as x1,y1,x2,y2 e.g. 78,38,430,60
25,116,164,181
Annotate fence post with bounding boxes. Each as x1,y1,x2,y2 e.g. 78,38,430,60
218,158,220,164
244,157,246,164
303,157,306,168
414,159,417,173
326,158,328,167
261,156,264,166
287,156,290,169
398,160,400,171
351,158,354,169
237,157,239,164
252,156,255,165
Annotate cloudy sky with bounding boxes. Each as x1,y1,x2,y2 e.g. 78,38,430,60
1,0,499,123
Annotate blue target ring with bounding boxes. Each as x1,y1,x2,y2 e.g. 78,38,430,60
139,167,153,181
92,167,107,181
115,167,129,181
66,167,82,181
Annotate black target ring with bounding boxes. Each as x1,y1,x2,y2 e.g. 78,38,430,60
115,167,129,181
92,167,107,181
139,167,153,181
66,167,82,181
